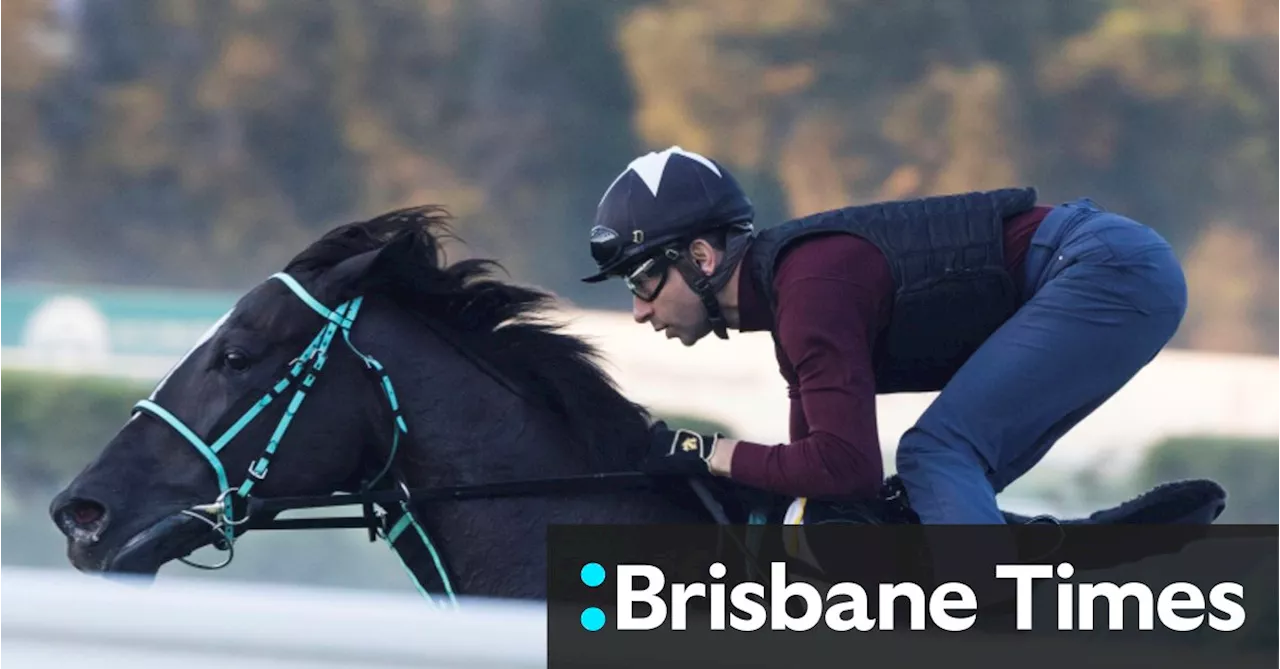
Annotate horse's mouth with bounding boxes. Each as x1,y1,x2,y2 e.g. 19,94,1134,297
101,511,224,576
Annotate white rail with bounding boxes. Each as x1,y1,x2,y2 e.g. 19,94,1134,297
1,566,549,669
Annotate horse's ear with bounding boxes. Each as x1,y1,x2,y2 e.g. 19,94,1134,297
318,231,418,303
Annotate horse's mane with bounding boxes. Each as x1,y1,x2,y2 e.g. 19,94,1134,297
283,205,652,470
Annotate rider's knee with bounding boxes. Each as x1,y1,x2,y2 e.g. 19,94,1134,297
1137,246,1188,324
897,417,994,471
895,425,943,467
896,424,980,477
1097,219,1189,322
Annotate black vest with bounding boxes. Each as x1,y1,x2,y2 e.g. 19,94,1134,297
745,187,1038,393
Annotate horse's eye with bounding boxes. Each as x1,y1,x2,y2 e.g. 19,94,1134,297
222,350,251,372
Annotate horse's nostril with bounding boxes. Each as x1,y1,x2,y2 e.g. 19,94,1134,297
57,498,108,534
72,500,105,525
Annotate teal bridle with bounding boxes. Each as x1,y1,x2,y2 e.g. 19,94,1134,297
131,271,458,608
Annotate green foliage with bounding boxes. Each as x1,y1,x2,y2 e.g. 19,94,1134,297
1136,434,1274,649
0,370,151,496
1136,434,1279,523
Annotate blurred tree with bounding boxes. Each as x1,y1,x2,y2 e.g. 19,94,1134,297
2,0,73,264
613,0,1277,350
1,0,1275,352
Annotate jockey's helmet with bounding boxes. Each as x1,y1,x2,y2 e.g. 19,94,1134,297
581,146,754,284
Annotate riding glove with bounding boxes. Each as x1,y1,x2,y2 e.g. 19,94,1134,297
643,420,721,477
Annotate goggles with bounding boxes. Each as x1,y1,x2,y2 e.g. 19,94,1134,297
623,248,679,302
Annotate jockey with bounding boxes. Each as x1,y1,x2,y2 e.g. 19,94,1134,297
581,145,1188,525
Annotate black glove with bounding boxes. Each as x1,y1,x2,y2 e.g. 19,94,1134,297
642,420,721,477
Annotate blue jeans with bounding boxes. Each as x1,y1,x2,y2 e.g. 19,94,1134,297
895,198,1189,524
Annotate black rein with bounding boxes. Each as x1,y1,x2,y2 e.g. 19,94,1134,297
240,471,725,536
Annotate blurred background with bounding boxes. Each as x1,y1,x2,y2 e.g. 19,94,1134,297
3,0,1277,598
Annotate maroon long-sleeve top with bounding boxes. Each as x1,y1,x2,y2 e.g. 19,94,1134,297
729,206,1051,499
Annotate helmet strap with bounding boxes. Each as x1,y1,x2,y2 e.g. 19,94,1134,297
667,248,730,340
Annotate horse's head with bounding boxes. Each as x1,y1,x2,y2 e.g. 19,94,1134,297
47,215,428,575
51,205,650,581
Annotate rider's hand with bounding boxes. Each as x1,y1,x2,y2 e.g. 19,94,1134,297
642,420,721,477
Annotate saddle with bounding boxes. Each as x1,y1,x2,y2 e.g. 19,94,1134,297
696,474,1227,585
763,474,1226,527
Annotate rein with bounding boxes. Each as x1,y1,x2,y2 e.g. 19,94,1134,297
241,471,669,531
131,272,726,609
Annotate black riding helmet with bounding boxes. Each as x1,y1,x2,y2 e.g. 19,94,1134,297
581,146,754,339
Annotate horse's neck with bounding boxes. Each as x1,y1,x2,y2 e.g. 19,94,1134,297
362,302,641,484
359,305,703,598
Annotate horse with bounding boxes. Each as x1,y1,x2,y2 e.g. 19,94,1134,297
49,205,1227,604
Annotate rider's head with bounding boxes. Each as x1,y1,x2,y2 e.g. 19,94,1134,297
581,146,754,346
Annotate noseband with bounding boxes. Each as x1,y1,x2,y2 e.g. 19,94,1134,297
131,272,710,608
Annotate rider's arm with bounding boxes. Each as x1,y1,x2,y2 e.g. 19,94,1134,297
722,234,892,499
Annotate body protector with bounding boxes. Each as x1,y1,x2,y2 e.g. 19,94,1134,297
745,187,1038,393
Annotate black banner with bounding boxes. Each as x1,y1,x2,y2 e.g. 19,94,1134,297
547,524,1277,669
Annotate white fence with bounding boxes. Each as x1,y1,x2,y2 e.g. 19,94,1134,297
4,296,1277,478
1,566,548,668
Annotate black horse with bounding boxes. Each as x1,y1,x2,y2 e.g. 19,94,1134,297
49,205,1226,601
